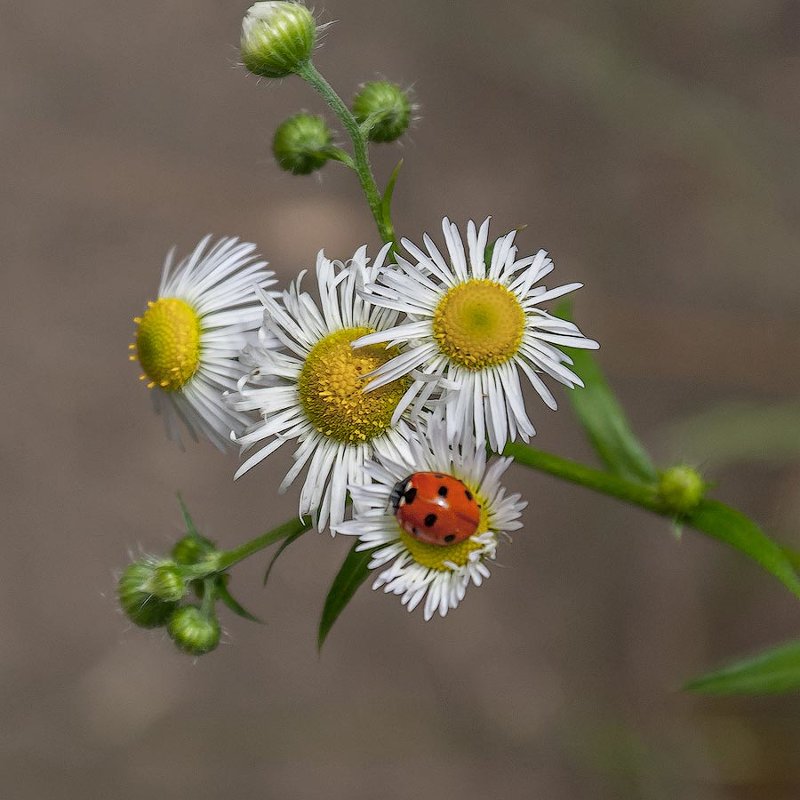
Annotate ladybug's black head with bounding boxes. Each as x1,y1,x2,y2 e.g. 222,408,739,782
389,476,412,511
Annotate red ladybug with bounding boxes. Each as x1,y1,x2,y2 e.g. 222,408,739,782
390,472,481,546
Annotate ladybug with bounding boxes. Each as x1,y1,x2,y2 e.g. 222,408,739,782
390,471,481,547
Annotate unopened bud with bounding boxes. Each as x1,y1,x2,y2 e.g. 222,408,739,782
273,113,333,175
147,563,186,603
117,561,178,629
172,533,215,566
241,2,316,79
659,465,705,514
168,606,221,656
352,81,412,143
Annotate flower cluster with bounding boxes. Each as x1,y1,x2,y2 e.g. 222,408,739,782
130,218,596,618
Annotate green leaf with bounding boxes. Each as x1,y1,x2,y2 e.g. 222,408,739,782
177,493,203,539
782,546,800,573
685,640,800,695
215,576,263,624
381,159,403,220
685,499,800,599
263,527,308,587
556,301,657,483
318,541,372,651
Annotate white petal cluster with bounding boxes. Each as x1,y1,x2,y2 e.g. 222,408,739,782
135,216,597,621
228,244,412,532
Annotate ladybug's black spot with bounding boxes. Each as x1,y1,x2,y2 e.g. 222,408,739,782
424,513,437,527
404,487,417,505
437,485,448,497
412,527,419,537
465,489,473,501
444,534,456,543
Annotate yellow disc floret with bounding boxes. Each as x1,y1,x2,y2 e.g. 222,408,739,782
133,298,202,391
298,327,410,444
432,279,525,370
399,498,492,571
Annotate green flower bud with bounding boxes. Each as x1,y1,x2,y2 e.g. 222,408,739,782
659,465,705,514
172,533,215,566
147,563,186,603
273,113,333,175
352,81,412,143
168,606,221,656
241,2,316,79
117,561,178,629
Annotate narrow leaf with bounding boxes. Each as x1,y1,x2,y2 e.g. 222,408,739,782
381,159,404,219
216,577,263,624
685,499,800,599
177,493,202,539
685,641,800,695
556,301,657,483
263,527,308,586
318,542,372,651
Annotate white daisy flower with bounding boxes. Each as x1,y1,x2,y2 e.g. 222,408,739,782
334,413,526,621
130,235,276,450
230,245,416,532
354,217,599,451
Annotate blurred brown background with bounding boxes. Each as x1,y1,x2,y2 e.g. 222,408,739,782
2,1,800,797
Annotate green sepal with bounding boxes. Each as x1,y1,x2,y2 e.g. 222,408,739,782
381,159,403,223
263,527,308,587
556,300,657,483
684,499,800,599
215,576,263,624
685,640,800,695
318,541,372,651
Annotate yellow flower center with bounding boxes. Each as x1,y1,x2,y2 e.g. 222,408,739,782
298,327,410,444
432,279,525,370
132,298,202,391
398,500,491,571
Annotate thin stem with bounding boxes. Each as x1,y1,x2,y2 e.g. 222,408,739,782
201,577,216,616
215,516,313,572
326,147,357,170
181,447,662,581
503,441,668,514
297,61,397,248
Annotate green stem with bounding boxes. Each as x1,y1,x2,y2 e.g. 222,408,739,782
181,516,312,581
182,447,662,582
504,442,667,514
201,577,216,616
216,516,312,572
297,61,396,248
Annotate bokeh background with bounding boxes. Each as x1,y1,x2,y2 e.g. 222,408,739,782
2,1,800,797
